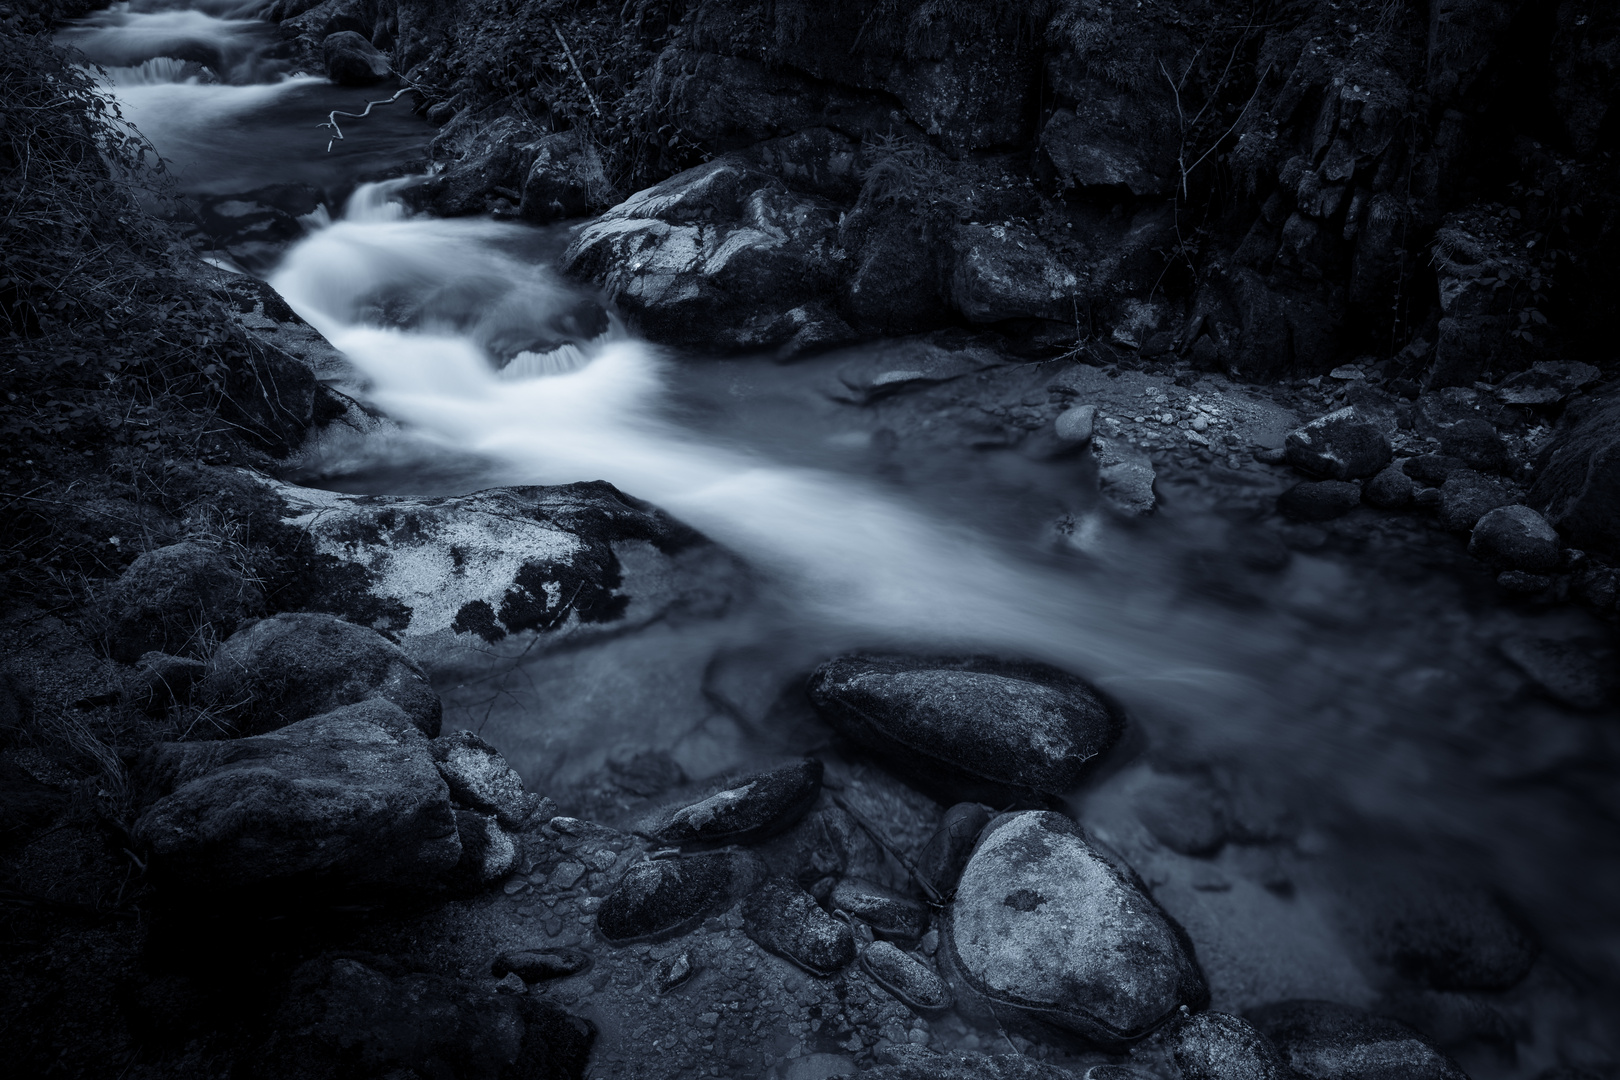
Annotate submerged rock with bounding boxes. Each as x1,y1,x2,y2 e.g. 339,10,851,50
742,875,856,976
946,811,1206,1048
132,700,461,897
860,941,951,1014
596,852,742,942
830,877,928,940
1468,505,1562,572
641,759,822,848
808,654,1123,804
198,612,441,736
321,30,389,86
1093,434,1158,515
1357,872,1538,992
1285,407,1392,481
1500,636,1616,711
1279,480,1361,522
103,542,262,663
1247,1000,1469,1080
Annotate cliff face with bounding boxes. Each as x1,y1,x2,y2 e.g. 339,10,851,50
284,0,1619,382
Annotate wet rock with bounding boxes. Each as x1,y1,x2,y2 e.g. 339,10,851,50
596,852,741,942
1094,435,1158,515
1468,505,1562,572
1056,404,1097,446
808,654,1124,805
1363,465,1415,509
1529,389,1620,557
561,159,845,352
1437,472,1514,532
122,652,208,715
1500,636,1616,711
863,1045,1077,1079
1359,873,1538,992
451,809,516,886
947,811,1207,1048
132,700,461,898
1247,999,1468,1080
642,759,822,848
1155,1010,1294,1080
413,115,546,217
492,948,591,983
1285,407,1392,481
433,730,539,825
1403,454,1466,487
742,875,856,976
103,542,262,663
916,802,994,901
860,941,951,1014
830,877,928,940
948,222,1080,324
1494,361,1601,407
519,130,615,224
321,30,389,86
1041,92,1177,198
198,612,441,737
1498,570,1555,595
655,950,695,992
1441,418,1510,474
1279,480,1361,522
1133,771,1228,857
830,338,1001,404
259,957,594,1080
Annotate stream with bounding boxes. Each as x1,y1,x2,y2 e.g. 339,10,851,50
63,2,1620,1073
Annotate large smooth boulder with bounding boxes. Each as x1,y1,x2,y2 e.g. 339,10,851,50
1530,388,1620,556
258,957,594,1080
1285,407,1393,480
1247,1000,1469,1080
103,542,262,663
808,654,1124,804
321,30,389,86
561,159,847,352
198,612,441,736
132,700,461,897
946,811,1207,1048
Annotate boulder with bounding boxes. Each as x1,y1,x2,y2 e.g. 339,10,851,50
519,130,615,223
321,30,389,86
259,957,594,1080
835,157,956,335
1285,407,1392,480
596,852,744,942
1040,90,1177,197
947,222,1080,324
561,159,846,352
415,115,546,217
433,729,539,825
808,654,1124,804
1247,1000,1469,1080
947,811,1207,1048
860,941,951,1014
1440,418,1510,473
1529,390,1620,556
103,542,262,663
1468,505,1562,572
640,759,822,848
1279,480,1361,522
1154,1011,1294,1080
1403,454,1466,487
198,612,441,736
131,700,461,897
915,802,994,901
742,875,856,976
1363,465,1415,509
1437,471,1514,532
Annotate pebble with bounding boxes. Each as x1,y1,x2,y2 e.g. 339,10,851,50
493,972,527,994
656,950,695,992
1363,465,1415,509
1055,404,1097,445
830,877,928,940
550,861,586,889
860,941,951,1014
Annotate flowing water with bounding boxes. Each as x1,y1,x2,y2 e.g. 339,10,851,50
65,2,1620,1071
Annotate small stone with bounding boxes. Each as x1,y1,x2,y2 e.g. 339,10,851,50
551,862,586,889
1278,480,1361,522
915,803,993,902
830,877,928,940
1441,418,1510,473
1284,406,1392,480
1248,1000,1468,1080
597,853,741,943
1055,404,1097,445
1469,505,1562,572
1499,636,1616,710
494,972,527,994
860,942,951,1014
492,948,591,982
1329,365,1366,380
1438,472,1514,532
642,759,823,848
742,876,856,976
1363,465,1415,509
656,950,695,992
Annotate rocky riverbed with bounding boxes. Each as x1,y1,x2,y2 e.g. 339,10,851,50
4,1,1620,1079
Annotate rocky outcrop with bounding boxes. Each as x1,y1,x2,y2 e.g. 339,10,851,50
131,700,461,897
946,811,1207,1048
808,654,1124,804
197,611,442,736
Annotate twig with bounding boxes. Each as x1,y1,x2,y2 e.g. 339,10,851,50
319,86,414,152
553,25,602,118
